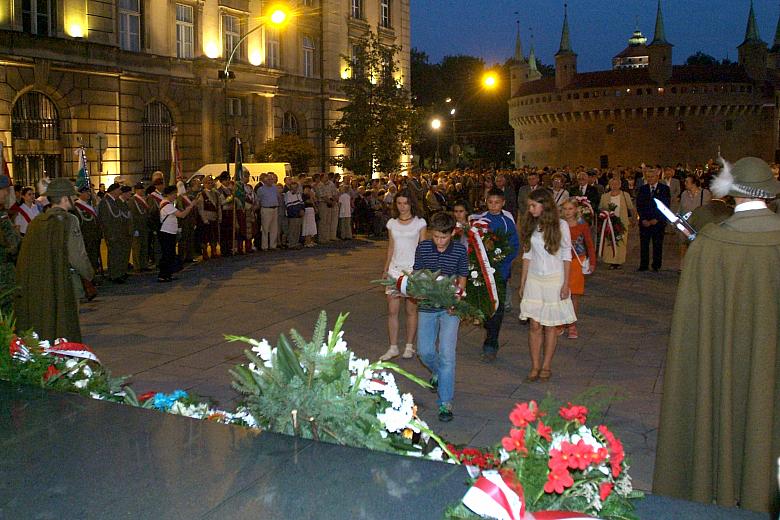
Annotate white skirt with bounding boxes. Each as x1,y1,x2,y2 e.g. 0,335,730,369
519,271,577,326
302,207,317,236
385,265,413,297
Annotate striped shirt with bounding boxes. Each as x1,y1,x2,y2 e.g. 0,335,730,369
413,240,469,278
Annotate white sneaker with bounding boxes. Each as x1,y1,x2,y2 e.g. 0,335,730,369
379,345,400,361
401,344,415,359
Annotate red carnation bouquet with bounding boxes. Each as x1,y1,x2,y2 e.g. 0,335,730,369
445,395,643,520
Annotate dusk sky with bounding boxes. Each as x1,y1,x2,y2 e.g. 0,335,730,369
411,1,780,72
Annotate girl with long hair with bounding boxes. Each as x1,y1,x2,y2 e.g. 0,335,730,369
380,189,427,361
518,189,576,382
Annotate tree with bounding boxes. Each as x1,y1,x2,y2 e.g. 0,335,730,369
329,31,416,177
256,134,316,174
686,51,718,66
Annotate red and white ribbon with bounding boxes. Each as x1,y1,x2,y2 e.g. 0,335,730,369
598,211,618,257
532,513,597,519
395,274,410,297
45,339,101,364
467,218,499,314
463,471,526,520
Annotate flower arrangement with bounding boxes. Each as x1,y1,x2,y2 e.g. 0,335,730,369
229,311,453,460
572,196,595,227
464,227,512,322
375,269,483,321
445,395,643,520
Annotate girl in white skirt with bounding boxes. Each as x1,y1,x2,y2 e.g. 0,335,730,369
302,185,318,247
518,189,576,383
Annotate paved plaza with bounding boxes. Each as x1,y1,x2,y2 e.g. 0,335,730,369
82,235,682,492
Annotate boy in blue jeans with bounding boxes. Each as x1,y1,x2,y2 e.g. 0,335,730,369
413,212,468,422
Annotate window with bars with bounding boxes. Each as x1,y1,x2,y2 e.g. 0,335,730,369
119,0,142,51
380,0,391,28
266,28,280,69
223,14,241,60
176,4,194,59
22,0,56,36
142,102,173,176
350,0,362,19
282,112,299,135
12,92,59,140
302,36,315,77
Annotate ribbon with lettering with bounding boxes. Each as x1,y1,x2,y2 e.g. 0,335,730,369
598,210,618,258
467,218,499,315
9,335,101,364
395,274,411,296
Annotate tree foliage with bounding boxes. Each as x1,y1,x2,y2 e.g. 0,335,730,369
256,134,316,174
329,31,416,177
686,51,733,66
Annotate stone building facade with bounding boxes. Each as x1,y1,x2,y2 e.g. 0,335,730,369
0,0,411,187
509,2,780,168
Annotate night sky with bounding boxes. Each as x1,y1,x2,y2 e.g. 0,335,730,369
411,1,780,72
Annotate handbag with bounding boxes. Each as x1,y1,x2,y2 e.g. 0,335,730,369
571,247,591,275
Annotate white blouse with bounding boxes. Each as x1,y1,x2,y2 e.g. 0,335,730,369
522,219,572,276
386,217,427,277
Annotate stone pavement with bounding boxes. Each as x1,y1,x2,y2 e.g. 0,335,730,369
82,233,682,493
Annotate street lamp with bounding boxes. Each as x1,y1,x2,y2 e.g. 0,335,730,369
482,71,498,89
431,118,442,170
218,7,290,174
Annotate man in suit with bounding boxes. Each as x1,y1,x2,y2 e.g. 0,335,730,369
635,168,671,272
517,171,541,225
572,172,601,214
661,167,682,212
495,174,517,220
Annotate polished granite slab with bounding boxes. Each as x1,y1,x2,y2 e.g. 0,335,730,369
0,382,771,519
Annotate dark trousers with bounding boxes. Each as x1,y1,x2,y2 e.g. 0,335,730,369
158,231,178,279
482,281,507,353
639,223,665,270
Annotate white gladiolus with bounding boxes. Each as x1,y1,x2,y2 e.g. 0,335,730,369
250,339,273,362
470,271,479,279
73,379,88,389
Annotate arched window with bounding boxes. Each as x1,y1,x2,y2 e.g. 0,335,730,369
676,121,685,132
282,112,299,135
12,92,61,186
142,102,173,176
550,127,558,138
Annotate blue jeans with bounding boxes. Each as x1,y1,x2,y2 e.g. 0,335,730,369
417,310,460,406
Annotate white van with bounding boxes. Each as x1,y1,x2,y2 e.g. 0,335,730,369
188,163,292,188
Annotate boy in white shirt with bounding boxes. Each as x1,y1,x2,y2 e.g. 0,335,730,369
337,185,353,240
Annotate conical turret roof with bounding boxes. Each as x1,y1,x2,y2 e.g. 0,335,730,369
741,0,765,46
650,0,671,46
557,4,574,55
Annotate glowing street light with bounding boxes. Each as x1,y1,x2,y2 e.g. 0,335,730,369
482,72,498,89
269,8,288,25
450,108,456,116
431,118,442,130
431,118,442,170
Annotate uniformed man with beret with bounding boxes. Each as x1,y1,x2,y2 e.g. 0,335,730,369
128,182,151,272
73,185,102,275
0,175,20,314
97,183,130,283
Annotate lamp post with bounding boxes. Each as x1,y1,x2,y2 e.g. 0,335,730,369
431,118,442,171
218,8,288,175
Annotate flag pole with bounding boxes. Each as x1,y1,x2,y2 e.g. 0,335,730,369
232,133,238,255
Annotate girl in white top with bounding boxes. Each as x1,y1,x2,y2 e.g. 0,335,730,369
518,189,576,383
380,188,427,361
14,187,40,236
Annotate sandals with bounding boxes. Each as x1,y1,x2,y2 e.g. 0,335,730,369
525,369,541,383
401,344,416,359
379,345,399,361
539,369,552,382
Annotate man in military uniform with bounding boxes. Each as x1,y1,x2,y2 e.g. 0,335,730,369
15,178,94,341
97,183,131,283
146,171,165,264
177,179,199,264
654,157,780,514
0,175,20,315
217,171,240,256
197,175,220,259
128,182,151,272
73,186,102,275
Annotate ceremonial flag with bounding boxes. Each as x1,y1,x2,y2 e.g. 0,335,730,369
75,147,89,190
169,131,182,186
233,137,245,203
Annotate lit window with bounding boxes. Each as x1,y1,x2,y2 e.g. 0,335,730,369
227,98,242,117
22,0,55,36
119,0,142,51
303,36,315,77
677,121,685,131
380,0,391,28
223,14,241,60
351,0,363,19
283,112,299,135
176,4,194,59
266,28,280,69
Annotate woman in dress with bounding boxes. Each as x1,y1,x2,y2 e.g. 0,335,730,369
599,176,634,270
380,189,427,361
12,187,40,237
678,174,712,260
301,184,317,248
518,189,576,382
561,199,596,339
